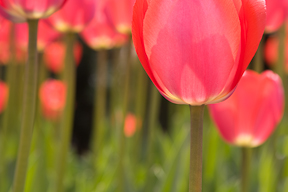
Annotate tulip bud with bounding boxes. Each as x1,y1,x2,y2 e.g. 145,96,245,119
39,79,66,120
209,70,284,147
124,113,137,137
0,81,8,114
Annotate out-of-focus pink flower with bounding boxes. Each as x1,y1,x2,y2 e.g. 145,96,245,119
0,0,67,22
266,0,288,33
124,113,137,137
132,0,266,105
15,20,61,51
46,0,96,33
209,70,284,147
0,19,26,64
0,81,8,114
105,0,135,34
81,0,128,50
39,79,66,120
43,41,83,73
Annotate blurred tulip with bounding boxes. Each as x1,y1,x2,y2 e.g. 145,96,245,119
81,1,128,50
266,0,288,33
0,0,67,22
15,20,61,51
132,0,266,105
46,0,96,33
43,41,82,73
39,79,66,120
209,70,284,147
0,19,26,64
105,0,135,34
0,81,8,114
124,113,137,137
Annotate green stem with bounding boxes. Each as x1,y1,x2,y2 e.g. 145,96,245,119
254,39,263,73
277,24,286,79
241,147,252,192
12,19,39,192
55,33,76,192
92,49,108,157
189,105,204,192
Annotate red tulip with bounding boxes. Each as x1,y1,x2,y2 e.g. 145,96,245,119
105,0,135,34
46,0,96,33
124,113,137,137
132,0,266,105
209,70,284,147
15,20,61,51
266,0,288,32
43,41,82,73
0,0,67,22
0,81,8,113
39,79,66,120
80,0,128,49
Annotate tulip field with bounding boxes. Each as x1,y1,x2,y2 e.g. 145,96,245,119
0,0,288,192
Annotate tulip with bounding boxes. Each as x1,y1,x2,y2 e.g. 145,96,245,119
15,20,61,52
266,0,288,33
39,79,66,120
124,113,137,137
0,81,8,114
46,0,96,33
132,0,266,191
105,0,135,34
43,41,82,73
209,70,284,147
0,0,67,22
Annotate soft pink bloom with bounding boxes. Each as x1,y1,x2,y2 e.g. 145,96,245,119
266,0,288,33
0,0,67,22
0,81,8,113
46,0,96,33
132,0,266,105
209,70,284,147
39,79,66,120
124,113,137,137
15,20,61,51
81,0,128,50
43,41,82,73
105,0,135,34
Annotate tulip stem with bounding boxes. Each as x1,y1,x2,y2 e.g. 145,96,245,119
241,147,252,192
189,105,204,192
92,49,108,158
55,32,76,192
254,39,263,73
12,19,39,192
277,24,286,79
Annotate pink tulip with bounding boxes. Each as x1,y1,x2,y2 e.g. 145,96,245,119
209,70,284,147
105,0,135,34
0,0,67,22
43,41,82,73
132,0,266,105
80,0,128,49
46,0,96,33
266,0,288,32
15,20,61,51
124,113,137,137
39,79,66,120
0,81,8,113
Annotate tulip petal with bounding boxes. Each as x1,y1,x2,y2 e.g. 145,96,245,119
142,0,241,105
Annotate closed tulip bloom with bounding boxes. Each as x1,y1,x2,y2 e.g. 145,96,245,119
0,81,8,113
105,0,135,34
46,0,96,33
209,70,284,147
124,113,137,137
15,20,61,51
132,0,266,105
0,0,67,22
81,1,128,50
266,0,288,32
39,79,66,120
43,41,82,73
